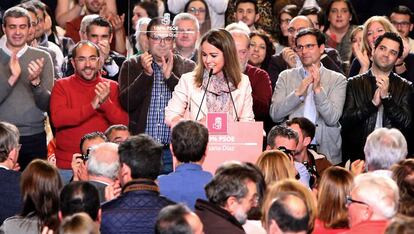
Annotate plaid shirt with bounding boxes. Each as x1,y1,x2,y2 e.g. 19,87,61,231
144,63,172,144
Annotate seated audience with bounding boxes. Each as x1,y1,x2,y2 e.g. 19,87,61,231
158,120,212,210
0,159,62,233
0,122,22,224
59,181,101,225
195,165,259,234
346,173,399,233
262,179,317,232
59,212,99,234
101,135,175,233
314,166,353,233
391,159,414,216
155,204,204,234
256,150,296,185
104,124,130,144
265,192,310,234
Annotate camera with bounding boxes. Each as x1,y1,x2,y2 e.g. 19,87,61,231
76,148,90,162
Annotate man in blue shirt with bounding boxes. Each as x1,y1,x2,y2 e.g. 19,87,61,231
158,120,212,210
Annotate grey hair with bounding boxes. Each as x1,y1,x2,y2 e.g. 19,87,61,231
134,17,151,51
87,143,120,180
364,128,407,170
225,22,251,35
173,13,200,32
80,14,99,34
353,173,399,219
3,6,30,27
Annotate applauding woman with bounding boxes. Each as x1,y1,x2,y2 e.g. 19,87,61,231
165,29,254,126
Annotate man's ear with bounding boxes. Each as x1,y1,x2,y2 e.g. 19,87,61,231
303,136,312,147
97,208,102,224
224,196,238,215
120,163,132,182
268,219,282,234
58,211,63,221
255,14,260,23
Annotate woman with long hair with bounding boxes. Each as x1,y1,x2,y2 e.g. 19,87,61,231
249,30,276,73
0,159,62,233
256,150,296,186
391,159,414,216
274,4,299,54
313,166,353,233
165,28,254,126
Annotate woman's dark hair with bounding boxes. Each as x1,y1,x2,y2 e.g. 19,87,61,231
20,159,62,232
134,1,159,19
323,0,359,32
249,30,275,71
275,4,299,47
184,0,211,36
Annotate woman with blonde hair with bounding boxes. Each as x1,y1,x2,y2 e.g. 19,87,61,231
313,166,353,233
165,29,254,126
256,150,296,186
349,16,405,76
262,179,317,232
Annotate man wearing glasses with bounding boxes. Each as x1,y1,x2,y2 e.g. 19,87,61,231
390,5,414,53
270,28,347,166
346,173,399,233
267,16,343,90
50,41,128,182
118,17,195,175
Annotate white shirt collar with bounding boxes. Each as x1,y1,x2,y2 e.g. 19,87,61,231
0,35,29,58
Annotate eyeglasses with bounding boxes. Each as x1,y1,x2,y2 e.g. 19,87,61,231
149,35,174,44
391,21,411,27
294,43,318,52
74,56,100,64
345,195,369,207
188,7,206,14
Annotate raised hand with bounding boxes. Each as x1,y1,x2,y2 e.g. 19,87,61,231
9,53,21,86
141,51,154,76
162,51,174,79
295,75,313,97
28,58,45,86
310,64,321,93
282,47,298,68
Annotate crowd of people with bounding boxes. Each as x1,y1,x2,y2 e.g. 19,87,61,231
0,0,414,233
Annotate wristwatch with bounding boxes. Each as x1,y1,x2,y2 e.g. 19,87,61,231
381,93,392,100
104,57,113,65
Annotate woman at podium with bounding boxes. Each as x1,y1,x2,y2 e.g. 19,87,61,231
165,29,254,127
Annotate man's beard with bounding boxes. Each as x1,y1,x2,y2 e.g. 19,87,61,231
234,207,248,225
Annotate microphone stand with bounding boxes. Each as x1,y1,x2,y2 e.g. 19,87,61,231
195,68,213,121
223,71,239,121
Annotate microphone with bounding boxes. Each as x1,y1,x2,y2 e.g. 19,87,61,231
223,71,239,121
195,68,213,121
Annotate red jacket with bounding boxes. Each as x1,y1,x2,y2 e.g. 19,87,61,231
50,73,128,169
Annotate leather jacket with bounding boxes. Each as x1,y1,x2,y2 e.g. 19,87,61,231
341,70,413,161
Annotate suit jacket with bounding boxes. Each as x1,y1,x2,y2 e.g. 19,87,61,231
165,71,255,125
270,64,347,164
0,168,21,224
118,54,196,134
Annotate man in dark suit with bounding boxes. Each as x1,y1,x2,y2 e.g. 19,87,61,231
0,122,22,223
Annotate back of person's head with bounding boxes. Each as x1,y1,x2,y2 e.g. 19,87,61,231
266,192,309,234
21,159,62,231
155,204,193,234
353,173,399,219
171,120,208,163
392,159,414,216
317,166,353,229
0,121,19,163
364,128,407,171
385,215,414,234
87,142,120,180
256,150,296,185
262,179,316,230
205,165,257,207
267,125,299,149
59,212,99,234
286,117,316,141
119,134,163,180
60,181,100,221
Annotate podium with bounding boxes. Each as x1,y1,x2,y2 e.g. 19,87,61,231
201,113,264,174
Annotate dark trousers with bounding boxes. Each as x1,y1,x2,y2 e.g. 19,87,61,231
18,131,47,171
